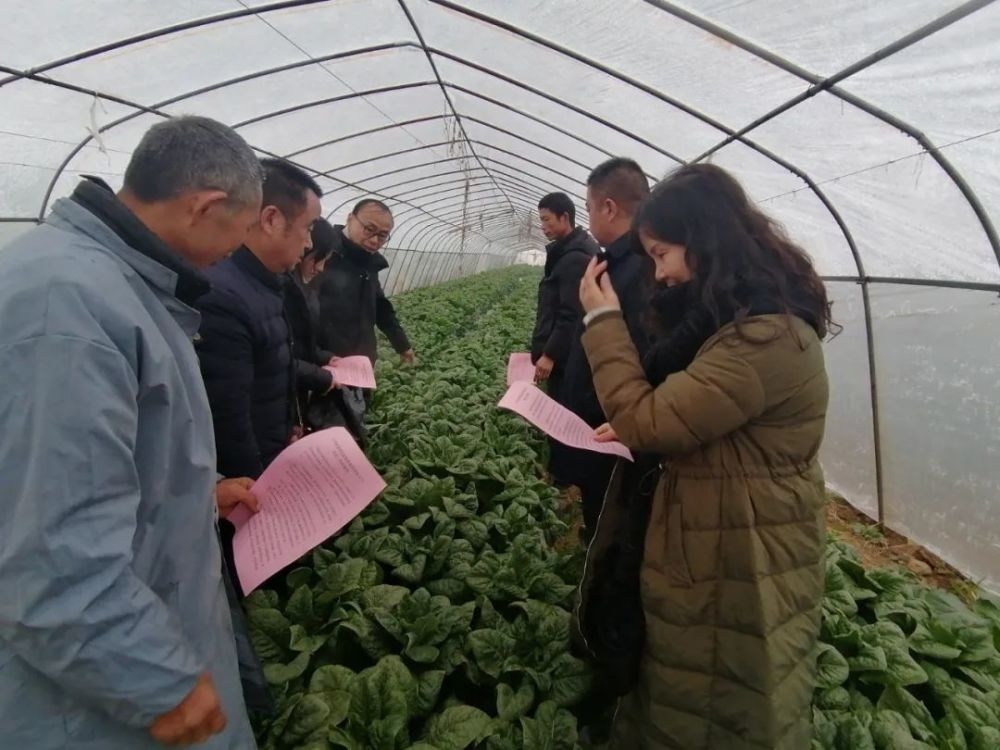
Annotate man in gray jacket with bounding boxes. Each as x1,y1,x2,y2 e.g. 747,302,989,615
0,116,263,748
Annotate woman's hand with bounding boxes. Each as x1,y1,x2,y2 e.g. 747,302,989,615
594,422,619,443
579,257,620,314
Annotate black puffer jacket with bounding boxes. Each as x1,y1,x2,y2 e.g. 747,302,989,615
197,247,293,479
315,226,410,361
284,269,334,407
530,226,599,370
561,232,652,426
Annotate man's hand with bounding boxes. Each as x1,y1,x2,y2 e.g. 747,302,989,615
400,349,417,365
534,354,555,382
149,673,227,747
594,422,619,443
216,477,259,519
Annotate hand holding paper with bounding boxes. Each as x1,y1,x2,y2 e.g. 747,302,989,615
324,355,376,389
229,427,386,594
506,352,536,387
498,381,633,461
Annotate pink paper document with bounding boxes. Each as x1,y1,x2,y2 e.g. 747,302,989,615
498,381,633,461
325,355,376,389
506,352,536,386
229,427,386,594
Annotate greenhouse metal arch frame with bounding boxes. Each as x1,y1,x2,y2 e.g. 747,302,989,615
1,0,998,591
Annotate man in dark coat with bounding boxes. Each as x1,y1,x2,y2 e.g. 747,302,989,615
561,158,652,532
315,199,414,365
196,158,323,480
530,192,599,486
315,199,414,431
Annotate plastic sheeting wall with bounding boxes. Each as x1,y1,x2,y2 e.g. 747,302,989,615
2,0,999,587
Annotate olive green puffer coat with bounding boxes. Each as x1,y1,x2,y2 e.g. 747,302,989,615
582,311,829,749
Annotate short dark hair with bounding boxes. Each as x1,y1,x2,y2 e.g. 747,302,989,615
260,158,322,219
123,116,262,207
587,157,650,215
352,198,392,216
538,192,575,225
307,217,337,264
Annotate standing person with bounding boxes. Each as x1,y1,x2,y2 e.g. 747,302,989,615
530,191,599,487
315,199,415,430
0,116,262,748
283,217,365,442
562,159,652,533
196,158,323,480
579,163,832,749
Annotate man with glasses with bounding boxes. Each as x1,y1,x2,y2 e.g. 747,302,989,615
315,199,415,430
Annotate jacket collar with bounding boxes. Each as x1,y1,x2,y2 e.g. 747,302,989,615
604,231,634,264
63,176,210,305
544,226,592,274
333,224,389,272
232,246,282,291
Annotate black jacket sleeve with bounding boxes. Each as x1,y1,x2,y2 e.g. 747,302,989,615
196,291,262,479
543,253,589,365
295,357,333,394
375,280,412,354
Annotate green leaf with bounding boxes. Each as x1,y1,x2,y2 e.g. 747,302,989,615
869,710,933,749
348,657,416,741
971,727,1000,750
289,624,328,655
815,686,851,711
815,643,851,690
393,553,428,584
415,669,446,717
945,693,1000,730
361,584,411,614
883,639,929,687
426,577,467,600
497,680,536,721
520,701,578,750
286,584,316,625
835,714,875,750
245,589,281,611
248,608,291,661
933,715,969,750
282,694,331,745
264,650,311,685
546,652,592,707
878,686,936,741
910,622,964,661
286,566,314,591
308,665,354,726
423,705,494,750
468,628,517,678
847,643,888,674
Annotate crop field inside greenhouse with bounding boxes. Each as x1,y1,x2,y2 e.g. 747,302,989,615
246,268,1000,750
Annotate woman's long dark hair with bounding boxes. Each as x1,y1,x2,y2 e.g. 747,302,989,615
633,163,836,340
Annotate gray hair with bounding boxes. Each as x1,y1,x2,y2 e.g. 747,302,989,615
123,115,263,208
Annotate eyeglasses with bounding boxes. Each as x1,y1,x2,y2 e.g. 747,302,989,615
352,215,391,243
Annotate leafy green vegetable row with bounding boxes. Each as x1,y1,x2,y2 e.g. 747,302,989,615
249,267,594,750
813,539,1000,749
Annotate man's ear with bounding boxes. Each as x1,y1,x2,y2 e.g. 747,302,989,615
259,204,284,236
186,190,229,225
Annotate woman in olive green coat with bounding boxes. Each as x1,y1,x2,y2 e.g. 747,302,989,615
579,164,834,749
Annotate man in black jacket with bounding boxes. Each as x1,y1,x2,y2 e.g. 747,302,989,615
315,199,414,365
197,158,322,479
530,192,599,486
315,200,414,431
562,158,652,533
